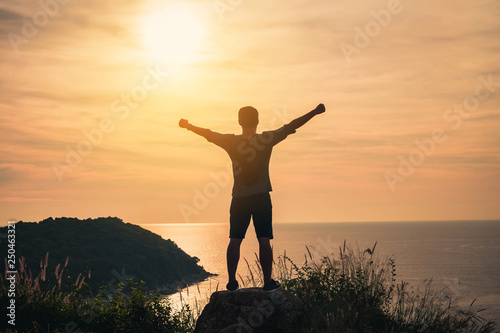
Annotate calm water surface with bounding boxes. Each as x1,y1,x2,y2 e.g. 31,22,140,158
143,220,500,323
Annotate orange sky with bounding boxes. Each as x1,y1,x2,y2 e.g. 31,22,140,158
1,0,499,225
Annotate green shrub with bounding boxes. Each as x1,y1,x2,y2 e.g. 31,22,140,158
276,242,395,332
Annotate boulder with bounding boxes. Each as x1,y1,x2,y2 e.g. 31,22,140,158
194,287,305,333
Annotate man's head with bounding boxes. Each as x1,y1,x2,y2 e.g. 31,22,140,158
238,106,259,128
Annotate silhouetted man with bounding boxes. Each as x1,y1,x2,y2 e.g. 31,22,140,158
179,103,325,292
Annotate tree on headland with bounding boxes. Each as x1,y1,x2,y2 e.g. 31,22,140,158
1,216,211,292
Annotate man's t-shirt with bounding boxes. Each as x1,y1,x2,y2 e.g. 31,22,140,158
202,125,296,198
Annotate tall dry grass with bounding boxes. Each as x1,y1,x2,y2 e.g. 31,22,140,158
231,240,496,332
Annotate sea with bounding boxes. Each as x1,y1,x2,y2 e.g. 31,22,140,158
142,220,500,325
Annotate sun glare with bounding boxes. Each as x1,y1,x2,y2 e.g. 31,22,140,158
142,4,206,64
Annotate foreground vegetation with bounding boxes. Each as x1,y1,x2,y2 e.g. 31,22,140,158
277,242,497,333
1,242,496,332
0,255,196,333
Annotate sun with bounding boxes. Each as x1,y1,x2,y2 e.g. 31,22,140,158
141,4,206,65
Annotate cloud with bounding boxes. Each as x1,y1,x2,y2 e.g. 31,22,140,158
0,7,24,21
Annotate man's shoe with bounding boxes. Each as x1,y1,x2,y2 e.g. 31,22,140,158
263,279,281,292
226,280,239,292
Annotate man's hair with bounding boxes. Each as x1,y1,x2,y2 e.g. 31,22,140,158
238,106,259,127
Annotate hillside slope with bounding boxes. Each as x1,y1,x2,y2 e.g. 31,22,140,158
2,217,212,292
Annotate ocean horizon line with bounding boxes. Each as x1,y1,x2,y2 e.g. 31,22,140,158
139,219,500,226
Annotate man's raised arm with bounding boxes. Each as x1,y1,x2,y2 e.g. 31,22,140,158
179,119,211,137
287,103,326,130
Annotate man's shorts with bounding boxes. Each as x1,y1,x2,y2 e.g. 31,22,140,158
229,192,273,239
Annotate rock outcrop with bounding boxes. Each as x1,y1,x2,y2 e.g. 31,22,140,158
194,287,305,333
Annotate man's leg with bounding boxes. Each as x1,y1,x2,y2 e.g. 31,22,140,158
227,238,243,282
258,237,273,283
